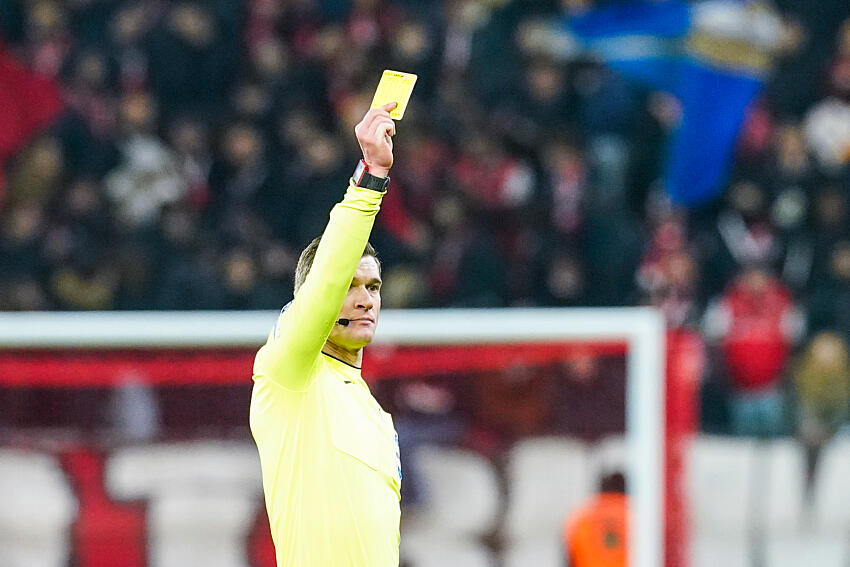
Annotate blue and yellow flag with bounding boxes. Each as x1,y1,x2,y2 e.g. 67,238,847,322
565,0,780,207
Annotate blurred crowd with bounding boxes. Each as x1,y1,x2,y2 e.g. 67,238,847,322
2,0,850,447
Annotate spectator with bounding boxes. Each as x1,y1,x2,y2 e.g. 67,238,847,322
165,115,212,209
0,203,46,279
145,2,240,120
696,179,780,301
113,241,156,310
704,266,804,436
563,472,628,567
541,138,587,240
428,194,505,307
207,121,287,241
810,185,850,267
50,256,117,310
637,210,700,328
466,364,555,457
153,204,224,310
104,91,186,228
535,250,588,307
555,351,626,441
219,245,291,310
803,19,850,172
765,122,818,291
765,124,817,197
793,332,850,463
807,240,850,333
451,129,536,213
6,135,64,207
0,203,50,309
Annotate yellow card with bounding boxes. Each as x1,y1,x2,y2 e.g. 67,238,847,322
370,70,417,120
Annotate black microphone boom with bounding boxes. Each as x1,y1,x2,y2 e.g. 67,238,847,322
336,318,350,326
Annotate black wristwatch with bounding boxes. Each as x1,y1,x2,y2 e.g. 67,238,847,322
352,159,390,193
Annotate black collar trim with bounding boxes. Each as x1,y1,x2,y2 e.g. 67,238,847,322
322,352,361,370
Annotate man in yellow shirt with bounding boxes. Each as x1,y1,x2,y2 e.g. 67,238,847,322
250,102,402,566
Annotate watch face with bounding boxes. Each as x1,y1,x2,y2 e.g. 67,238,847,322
353,160,368,184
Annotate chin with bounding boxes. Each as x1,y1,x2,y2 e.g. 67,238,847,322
333,330,371,351
349,331,375,348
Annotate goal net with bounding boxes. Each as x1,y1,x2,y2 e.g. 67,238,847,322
0,308,667,567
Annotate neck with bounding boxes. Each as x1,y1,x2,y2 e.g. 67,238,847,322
322,341,363,368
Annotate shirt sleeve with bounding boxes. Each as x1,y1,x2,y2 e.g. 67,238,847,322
253,181,384,390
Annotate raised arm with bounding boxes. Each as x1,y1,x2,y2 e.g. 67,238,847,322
253,103,397,390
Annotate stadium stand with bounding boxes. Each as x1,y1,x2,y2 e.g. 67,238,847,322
3,0,850,565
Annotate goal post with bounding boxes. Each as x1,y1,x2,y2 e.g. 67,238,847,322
0,307,666,567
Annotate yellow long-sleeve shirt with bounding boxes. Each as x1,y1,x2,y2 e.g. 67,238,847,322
250,182,401,567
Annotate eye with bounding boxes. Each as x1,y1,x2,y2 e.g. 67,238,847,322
369,283,381,292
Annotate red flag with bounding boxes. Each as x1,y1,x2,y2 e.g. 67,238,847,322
0,43,64,196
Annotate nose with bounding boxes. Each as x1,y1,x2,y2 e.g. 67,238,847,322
354,286,373,310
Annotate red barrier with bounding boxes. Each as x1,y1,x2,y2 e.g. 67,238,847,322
0,342,627,387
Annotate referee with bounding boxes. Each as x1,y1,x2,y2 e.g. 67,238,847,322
250,102,402,567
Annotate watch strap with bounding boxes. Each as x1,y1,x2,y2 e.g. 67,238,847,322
352,160,389,193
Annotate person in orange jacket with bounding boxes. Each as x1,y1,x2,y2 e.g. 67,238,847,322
564,472,628,567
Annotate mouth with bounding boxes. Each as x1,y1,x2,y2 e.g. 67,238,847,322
349,318,375,325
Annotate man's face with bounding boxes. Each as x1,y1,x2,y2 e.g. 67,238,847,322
327,256,382,351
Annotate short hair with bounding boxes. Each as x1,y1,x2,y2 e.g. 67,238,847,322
293,236,380,295
599,472,627,494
